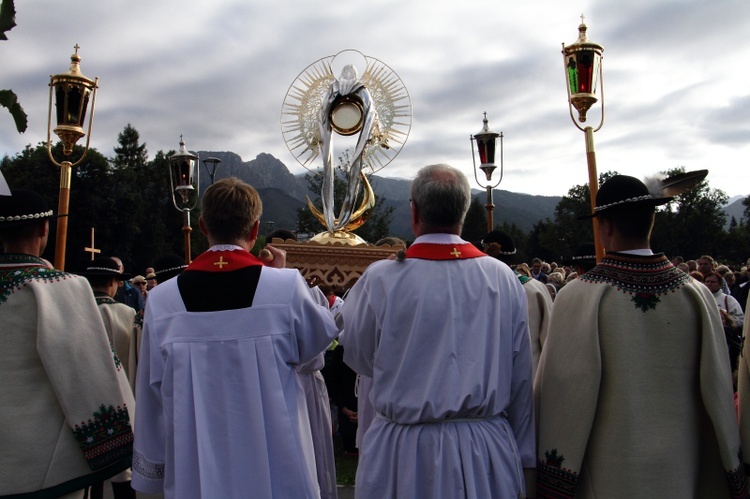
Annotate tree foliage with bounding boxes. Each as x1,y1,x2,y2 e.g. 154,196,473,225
0,0,27,132
460,197,487,244
651,167,728,259
0,127,185,274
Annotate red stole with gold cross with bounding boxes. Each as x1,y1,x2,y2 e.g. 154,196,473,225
186,248,265,272
405,242,486,260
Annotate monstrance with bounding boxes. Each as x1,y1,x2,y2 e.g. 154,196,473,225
281,50,412,244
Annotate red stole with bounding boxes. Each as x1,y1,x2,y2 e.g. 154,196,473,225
187,249,265,272
405,242,485,260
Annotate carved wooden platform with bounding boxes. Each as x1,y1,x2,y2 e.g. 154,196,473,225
270,238,405,288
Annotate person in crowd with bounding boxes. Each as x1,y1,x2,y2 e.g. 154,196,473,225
535,175,746,498
132,274,148,301
704,271,744,371
82,255,140,499
483,229,552,379
568,242,597,276
151,255,188,285
112,256,144,313
735,281,750,477
531,257,548,283
0,189,134,498
132,178,338,498
145,271,157,291
340,164,535,498
267,227,339,499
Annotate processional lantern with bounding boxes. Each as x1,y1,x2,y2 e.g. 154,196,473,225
46,44,99,270
562,15,606,262
470,113,504,234
202,156,221,185
168,136,200,264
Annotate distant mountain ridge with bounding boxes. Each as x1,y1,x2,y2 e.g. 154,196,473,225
196,151,749,239
196,151,563,240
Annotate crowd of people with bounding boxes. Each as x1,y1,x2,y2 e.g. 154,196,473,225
2,166,750,498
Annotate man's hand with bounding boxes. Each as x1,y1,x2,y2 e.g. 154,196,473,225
260,244,286,268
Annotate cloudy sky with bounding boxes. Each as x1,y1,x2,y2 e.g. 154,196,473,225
1,0,748,199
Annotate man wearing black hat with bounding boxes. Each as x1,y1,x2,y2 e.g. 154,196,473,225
0,190,135,497
535,175,745,497
82,256,139,499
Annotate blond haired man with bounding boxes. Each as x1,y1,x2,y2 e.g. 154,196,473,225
132,178,338,498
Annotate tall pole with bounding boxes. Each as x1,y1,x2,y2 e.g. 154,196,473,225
485,185,494,234
585,127,604,261
54,161,72,270
182,210,192,264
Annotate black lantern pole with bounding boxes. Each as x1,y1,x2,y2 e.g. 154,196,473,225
562,15,605,261
202,157,221,186
168,136,200,264
471,113,503,234
46,44,99,271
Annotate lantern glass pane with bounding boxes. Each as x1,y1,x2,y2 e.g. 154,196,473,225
478,140,496,165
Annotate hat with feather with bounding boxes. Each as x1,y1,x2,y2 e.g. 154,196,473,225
579,170,708,219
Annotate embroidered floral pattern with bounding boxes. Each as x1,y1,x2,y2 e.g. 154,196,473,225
537,449,577,499
517,274,531,285
580,253,690,312
0,255,67,304
631,291,661,312
72,404,133,471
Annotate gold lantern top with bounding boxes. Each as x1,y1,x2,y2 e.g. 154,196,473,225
562,16,604,128
48,45,99,157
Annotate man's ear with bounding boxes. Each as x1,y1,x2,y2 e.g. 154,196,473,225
250,220,260,241
198,216,208,236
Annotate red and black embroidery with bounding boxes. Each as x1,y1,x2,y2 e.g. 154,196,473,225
0,254,67,304
727,451,748,499
580,253,690,312
537,449,578,499
72,404,133,471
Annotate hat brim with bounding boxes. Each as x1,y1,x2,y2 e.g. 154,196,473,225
81,269,132,280
578,197,672,220
0,213,66,229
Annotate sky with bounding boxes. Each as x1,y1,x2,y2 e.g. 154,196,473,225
1,0,749,200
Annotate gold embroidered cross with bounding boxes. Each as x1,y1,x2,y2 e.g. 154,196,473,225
213,256,229,269
450,247,461,258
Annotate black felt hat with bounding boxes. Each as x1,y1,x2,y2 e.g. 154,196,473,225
579,175,672,219
562,242,597,268
0,189,61,228
481,230,522,264
81,256,131,280
154,255,188,282
482,230,517,255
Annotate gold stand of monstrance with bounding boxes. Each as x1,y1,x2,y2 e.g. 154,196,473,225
280,50,412,287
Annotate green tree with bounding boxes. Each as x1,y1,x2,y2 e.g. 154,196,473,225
460,197,487,243
0,126,190,273
652,167,728,259
0,0,27,133
533,171,617,262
